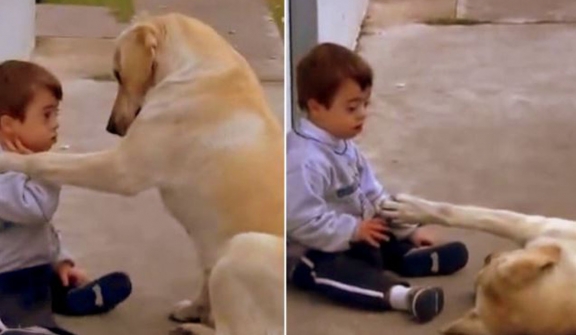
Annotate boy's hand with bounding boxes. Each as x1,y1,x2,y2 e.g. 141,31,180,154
1,137,33,155
409,227,435,247
56,261,90,287
353,218,390,248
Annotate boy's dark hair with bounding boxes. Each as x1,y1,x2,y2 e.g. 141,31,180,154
0,60,62,121
296,42,373,111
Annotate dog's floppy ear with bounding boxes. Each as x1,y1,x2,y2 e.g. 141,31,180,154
441,309,491,335
134,24,159,51
501,244,561,287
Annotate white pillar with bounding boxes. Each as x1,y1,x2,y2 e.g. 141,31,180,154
316,0,369,49
0,0,36,61
288,0,369,130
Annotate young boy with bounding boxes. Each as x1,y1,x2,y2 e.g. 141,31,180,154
287,43,469,323
0,60,132,335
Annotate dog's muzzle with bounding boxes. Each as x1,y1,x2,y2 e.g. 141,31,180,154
106,107,142,136
106,119,119,135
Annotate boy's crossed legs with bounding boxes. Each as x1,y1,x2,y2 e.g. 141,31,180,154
290,237,468,323
0,265,131,335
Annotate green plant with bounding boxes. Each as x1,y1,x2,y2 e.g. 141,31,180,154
43,0,134,22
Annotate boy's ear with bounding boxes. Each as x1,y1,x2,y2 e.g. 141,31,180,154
306,99,324,115
0,114,17,136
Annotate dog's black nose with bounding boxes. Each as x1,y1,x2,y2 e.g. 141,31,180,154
106,120,118,135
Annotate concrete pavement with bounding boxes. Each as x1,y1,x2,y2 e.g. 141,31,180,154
30,1,283,334
458,0,576,22
36,0,283,81
287,1,576,334
50,81,194,334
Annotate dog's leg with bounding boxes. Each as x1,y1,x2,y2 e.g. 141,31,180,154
171,271,213,326
382,194,548,245
206,233,284,335
0,150,154,196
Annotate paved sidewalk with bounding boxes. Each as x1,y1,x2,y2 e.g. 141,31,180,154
36,0,283,81
288,1,576,334
459,0,576,22
49,80,196,335
36,4,127,39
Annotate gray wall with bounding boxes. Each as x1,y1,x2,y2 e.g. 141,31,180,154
288,0,318,130
0,0,35,61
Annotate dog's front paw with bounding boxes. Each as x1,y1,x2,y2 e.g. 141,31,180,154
169,299,212,326
169,324,214,335
381,194,437,224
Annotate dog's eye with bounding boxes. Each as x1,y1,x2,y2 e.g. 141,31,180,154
484,253,494,265
114,70,122,84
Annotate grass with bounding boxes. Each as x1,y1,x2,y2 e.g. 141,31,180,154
265,0,284,36
42,0,134,22
43,0,282,35
424,17,487,26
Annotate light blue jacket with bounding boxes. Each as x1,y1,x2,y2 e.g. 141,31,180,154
287,119,416,259
0,148,72,274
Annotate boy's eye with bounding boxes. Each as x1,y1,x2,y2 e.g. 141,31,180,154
44,109,59,119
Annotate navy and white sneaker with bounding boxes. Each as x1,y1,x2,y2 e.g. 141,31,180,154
401,242,469,277
407,286,444,323
64,272,132,316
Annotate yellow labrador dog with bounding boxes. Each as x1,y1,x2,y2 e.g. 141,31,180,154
0,13,284,335
383,194,576,335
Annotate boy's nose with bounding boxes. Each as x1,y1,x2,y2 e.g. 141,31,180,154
358,107,368,119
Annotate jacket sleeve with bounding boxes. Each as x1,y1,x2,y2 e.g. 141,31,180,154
287,163,360,252
357,150,389,203
0,172,61,225
52,227,75,265
357,150,418,240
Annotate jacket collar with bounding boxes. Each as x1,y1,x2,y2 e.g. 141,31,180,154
298,118,347,153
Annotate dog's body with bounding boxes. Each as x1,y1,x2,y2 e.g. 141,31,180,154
384,194,576,335
0,14,283,335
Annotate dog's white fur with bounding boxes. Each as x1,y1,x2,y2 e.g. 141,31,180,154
383,194,576,335
0,13,284,335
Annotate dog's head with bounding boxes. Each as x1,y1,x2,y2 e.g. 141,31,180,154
108,17,161,136
448,245,562,335
107,13,242,137
476,244,561,294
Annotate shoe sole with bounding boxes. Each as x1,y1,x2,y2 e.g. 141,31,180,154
402,242,468,277
412,287,444,323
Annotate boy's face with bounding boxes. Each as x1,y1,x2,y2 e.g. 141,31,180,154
307,79,371,139
0,88,59,152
